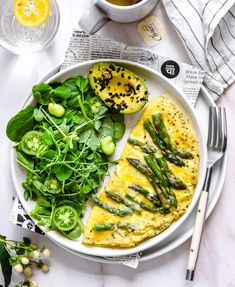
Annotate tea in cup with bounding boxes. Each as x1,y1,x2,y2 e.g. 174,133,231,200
79,0,158,34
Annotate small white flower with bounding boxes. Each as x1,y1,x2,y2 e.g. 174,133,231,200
14,264,23,273
42,248,52,257
24,266,33,276
30,280,38,287
31,250,40,258
21,257,30,265
41,264,49,273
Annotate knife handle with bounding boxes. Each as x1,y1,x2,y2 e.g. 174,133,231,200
186,189,209,281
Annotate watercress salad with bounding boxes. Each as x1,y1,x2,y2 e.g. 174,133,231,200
6,76,125,240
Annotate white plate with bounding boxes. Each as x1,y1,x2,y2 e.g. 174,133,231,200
11,59,207,258
55,86,227,263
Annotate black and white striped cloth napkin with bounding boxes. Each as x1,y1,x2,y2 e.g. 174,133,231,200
162,0,235,100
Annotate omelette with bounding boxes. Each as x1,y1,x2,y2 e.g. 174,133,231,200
83,95,199,248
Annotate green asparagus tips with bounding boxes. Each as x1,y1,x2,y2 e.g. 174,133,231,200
128,184,161,206
127,157,170,209
153,113,193,159
144,120,165,150
91,194,132,217
155,157,187,189
126,193,169,214
173,148,194,159
163,150,185,167
144,154,177,208
94,222,137,232
152,113,172,148
144,120,185,166
128,137,156,154
105,190,141,214
127,158,155,178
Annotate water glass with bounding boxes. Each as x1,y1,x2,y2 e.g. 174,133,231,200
0,0,60,55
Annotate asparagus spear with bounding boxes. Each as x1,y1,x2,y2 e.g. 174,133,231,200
145,154,177,208
128,137,156,154
105,190,141,214
126,158,170,209
126,157,154,177
126,193,169,214
91,194,132,217
94,222,137,232
153,113,193,159
155,156,187,190
128,184,160,206
144,120,185,167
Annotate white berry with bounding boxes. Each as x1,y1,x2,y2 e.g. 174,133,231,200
14,264,23,273
42,248,52,257
21,257,29,265
31,250,40,258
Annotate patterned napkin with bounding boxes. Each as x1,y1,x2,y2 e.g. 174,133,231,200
162,0,235,100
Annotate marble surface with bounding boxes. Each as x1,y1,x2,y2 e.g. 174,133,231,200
0,0,235,286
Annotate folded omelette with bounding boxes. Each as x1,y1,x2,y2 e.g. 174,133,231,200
83,95,199,248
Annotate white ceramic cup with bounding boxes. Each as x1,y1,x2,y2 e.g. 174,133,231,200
79,0,159,34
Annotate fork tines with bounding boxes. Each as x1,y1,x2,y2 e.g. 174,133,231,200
208,107,227,152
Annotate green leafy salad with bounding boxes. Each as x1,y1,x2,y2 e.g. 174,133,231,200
6,76,125,240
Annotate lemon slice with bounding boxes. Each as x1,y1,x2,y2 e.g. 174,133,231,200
14,0,50,28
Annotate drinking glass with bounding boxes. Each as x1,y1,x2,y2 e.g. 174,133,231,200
0,0,60,55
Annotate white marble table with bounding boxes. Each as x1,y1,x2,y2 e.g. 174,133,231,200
0,1,235,286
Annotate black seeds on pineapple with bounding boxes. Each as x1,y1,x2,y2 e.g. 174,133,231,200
136,84,141,90
117,67,120,73
117,82,121,86
140,98,146,101
128,76,131,80
144,91,148,95
109,92,112,96
121,73,124,78
89,70,92,74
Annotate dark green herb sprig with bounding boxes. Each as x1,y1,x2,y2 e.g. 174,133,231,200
0,235,51,287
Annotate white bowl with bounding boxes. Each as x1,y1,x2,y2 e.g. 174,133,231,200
11,59,207,257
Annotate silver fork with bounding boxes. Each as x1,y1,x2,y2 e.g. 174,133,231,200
186,106,227,281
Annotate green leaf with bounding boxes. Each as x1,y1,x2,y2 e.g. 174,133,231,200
0,242,12,287
23,237,31,246
16,151,34,171
113,122,125,141
79,129,100,149
54,86,72,100
32,83,53,105
111,113,124,123
55,165,73,181
37,198,51,207
42,131,54,146
33,108,44,121
6,106,35,142
76,76,89,91
95,105,108,117
94,120,102,131
101,117,113,137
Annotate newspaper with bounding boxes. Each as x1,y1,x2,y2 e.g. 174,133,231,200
9,29,205,268
61,30,205,106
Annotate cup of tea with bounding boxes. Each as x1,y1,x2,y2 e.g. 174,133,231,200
79,0,158,34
